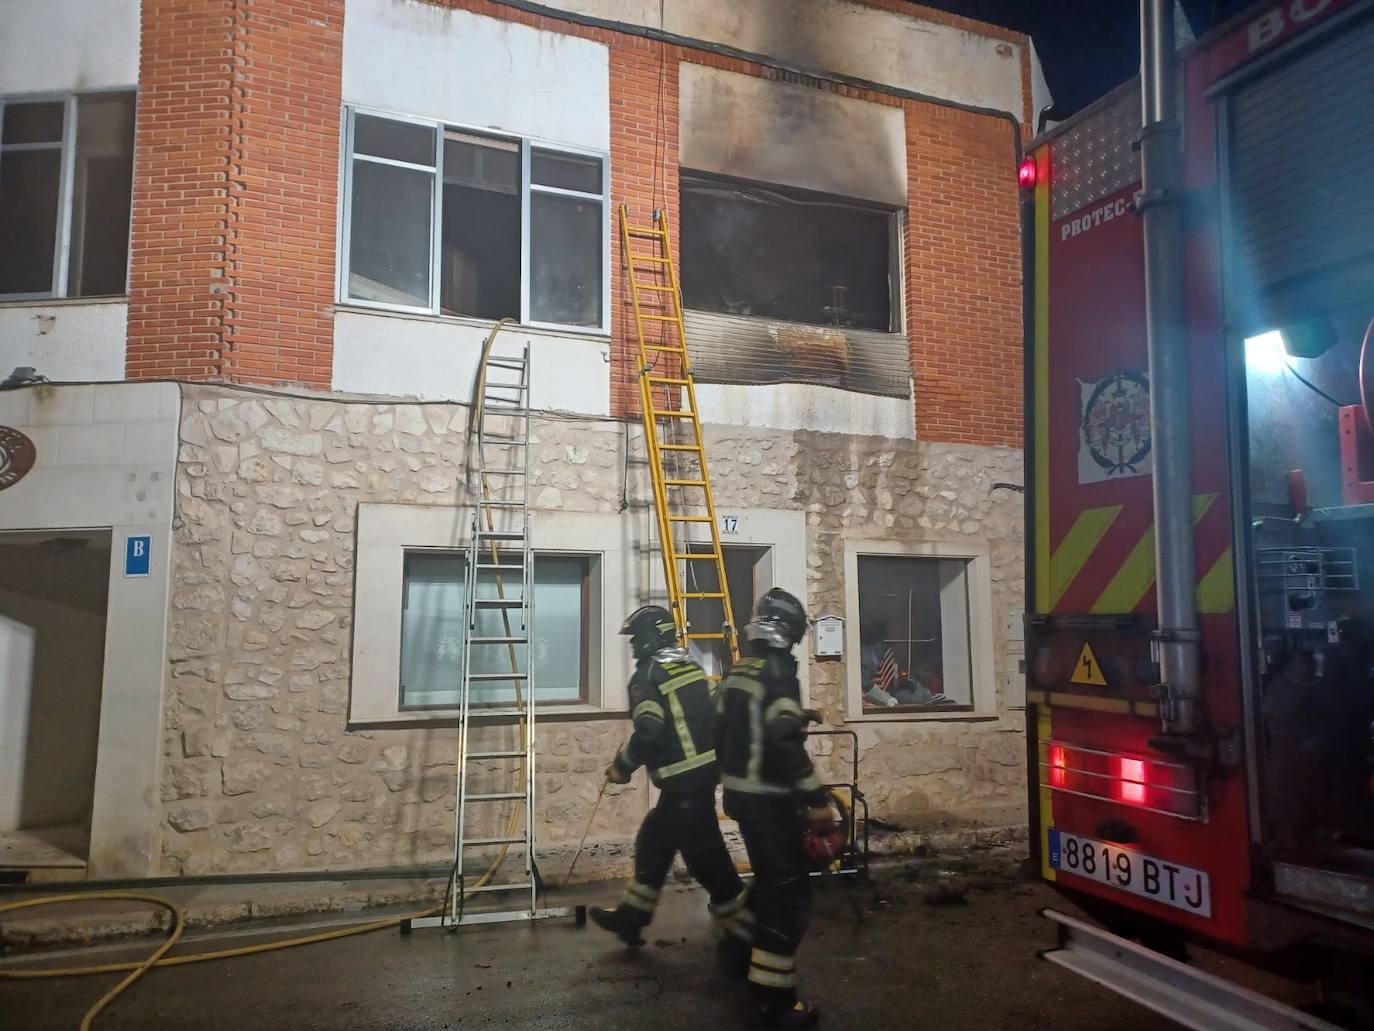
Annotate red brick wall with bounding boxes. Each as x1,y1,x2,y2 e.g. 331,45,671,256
127,0,342,386
904,102,1023,447
126,0,236,381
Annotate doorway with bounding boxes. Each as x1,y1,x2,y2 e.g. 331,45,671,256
0,528,111,873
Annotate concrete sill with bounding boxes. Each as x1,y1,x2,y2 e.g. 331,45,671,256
334,303,612,343
0,295,127,309
844,711,1001,724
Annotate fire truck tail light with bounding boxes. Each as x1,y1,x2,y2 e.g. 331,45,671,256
1117,757,1147,804
1018,157,1038,191
1049,744,1067,787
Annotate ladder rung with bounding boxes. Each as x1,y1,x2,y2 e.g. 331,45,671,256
664,478,707,487
669,514,712,522
659,444,702,454
481,436,528,445
469,637,527,646
478,499,525,508
477,528,525,538
638,314,679,323
480,469,527,476
626,225,667,237
475,561,525,569
647,376,690,386
629,255,671,264
465,791,526,801
682,592,725,599
686,633,727,640
650,410,696,420
468,750,526,760
462,836,527,847
460,881,533,894
468,708,527,718
468,672,528,682
632,282,674,292
673,552,720,561
473,598,525,607
484,358,527,371
642,345,687,354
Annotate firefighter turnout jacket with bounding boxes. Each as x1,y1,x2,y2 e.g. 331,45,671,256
612,647,719,795
716,652,826,803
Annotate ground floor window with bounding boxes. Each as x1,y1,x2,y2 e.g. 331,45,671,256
684,543,770,678
854,555,973,713
400,552,591,708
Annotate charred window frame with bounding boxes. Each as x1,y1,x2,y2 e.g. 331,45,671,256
340,106,609,333
679,172,902,333
0,91,137,300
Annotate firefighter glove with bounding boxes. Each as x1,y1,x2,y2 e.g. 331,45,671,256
605,762,631,785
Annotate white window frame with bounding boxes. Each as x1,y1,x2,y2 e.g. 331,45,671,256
0,93,76,301
397,546,597,711
339,105,611,335
0,88,137,301
842,538,996,722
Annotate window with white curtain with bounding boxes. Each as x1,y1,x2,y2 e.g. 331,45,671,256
342,107,608,332
400,552,590,708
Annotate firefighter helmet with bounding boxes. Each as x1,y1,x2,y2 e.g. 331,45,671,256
744,588,807,650
620,605,678,657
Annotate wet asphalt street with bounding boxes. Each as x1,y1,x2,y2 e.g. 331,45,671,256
2,850,1260,1030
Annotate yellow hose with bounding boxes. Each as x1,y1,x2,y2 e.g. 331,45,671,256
0,892,442,1029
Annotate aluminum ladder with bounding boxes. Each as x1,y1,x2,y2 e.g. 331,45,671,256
407,332,576,930
619,205,739,671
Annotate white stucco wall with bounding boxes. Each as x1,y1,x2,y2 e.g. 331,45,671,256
555,0,1027,118
332,310,612,416
342,0,610,149
0,382,179,878
0,301,128,383
0,0,139,95
697,382,916,438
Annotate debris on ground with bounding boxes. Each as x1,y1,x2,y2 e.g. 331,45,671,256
923,882,969,907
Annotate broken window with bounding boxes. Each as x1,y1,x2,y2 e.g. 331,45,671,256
343,108,607,330
400,552,591,708
855,556,972,712
0,92,136,298
680,174,897,332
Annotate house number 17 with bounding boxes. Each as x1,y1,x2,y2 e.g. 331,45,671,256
721,516,739,535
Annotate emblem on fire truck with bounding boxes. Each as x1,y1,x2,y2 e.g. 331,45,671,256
1079,370,1152,483
0,426,37,492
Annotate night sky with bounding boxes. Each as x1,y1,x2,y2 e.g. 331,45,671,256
910,0,1259,119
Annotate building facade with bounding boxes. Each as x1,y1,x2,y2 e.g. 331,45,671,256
0,0,1041,880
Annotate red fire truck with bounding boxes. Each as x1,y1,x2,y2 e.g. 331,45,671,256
1025,0,1374,1024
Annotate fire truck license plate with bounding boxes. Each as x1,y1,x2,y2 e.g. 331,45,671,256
1049,828,1211,917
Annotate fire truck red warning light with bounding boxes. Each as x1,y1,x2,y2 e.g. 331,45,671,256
1116,757,1147,805
1018,157,1038,191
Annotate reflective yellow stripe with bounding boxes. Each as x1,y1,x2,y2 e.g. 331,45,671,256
655,749,715,780
721,773,790,796
747,694,764,783
621,892,656,914
1197,546,1234,614
764,696,802,722
1091,494,1217,614
1033,151,1051,613
751,948,795,970
665,690,697,760
625,881,660,902
632,699,665,722
1037,704,1056,882
1048,505,1123,609
711,889,749,917
660,670,706,694
1025,689,1159,718
748,967,795,989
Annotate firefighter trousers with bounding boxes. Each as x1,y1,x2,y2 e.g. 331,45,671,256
727,794,812,1009
617,790,749,937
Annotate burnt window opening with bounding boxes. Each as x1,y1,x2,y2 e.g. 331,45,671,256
441,133,520,321
680,174,897,333
0,91,136,298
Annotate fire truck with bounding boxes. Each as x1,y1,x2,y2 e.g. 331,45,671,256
1024,0,1374,1025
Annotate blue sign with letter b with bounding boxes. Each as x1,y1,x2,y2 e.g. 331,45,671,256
125,535,151,578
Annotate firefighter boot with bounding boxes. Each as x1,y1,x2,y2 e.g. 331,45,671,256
588,905,648,947
717,934,751,979
747,1000,820,1029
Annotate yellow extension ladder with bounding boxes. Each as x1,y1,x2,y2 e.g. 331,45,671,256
619,205,740,669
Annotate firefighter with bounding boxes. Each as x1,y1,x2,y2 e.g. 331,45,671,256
589,605,752,961
718,588,833,1029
